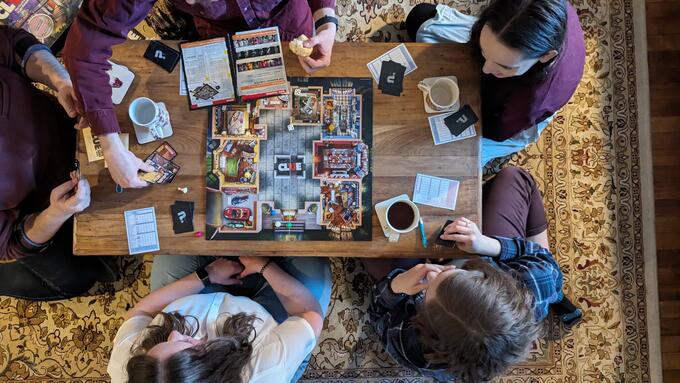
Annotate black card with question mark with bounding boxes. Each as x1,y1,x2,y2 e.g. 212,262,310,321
171,201,194,234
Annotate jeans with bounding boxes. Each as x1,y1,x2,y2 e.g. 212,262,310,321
151,255,332,382
0,222,110,300
481,116,553,166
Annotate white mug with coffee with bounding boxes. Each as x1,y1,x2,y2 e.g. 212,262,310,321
418,77,460,111
385,199,420,242
128,97,173,144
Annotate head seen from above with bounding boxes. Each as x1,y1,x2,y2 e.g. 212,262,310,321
126,312,258,383
417,259,541,382
472,0,568,78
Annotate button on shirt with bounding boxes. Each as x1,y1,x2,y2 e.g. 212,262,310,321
108,293,317,383
62,0,334,138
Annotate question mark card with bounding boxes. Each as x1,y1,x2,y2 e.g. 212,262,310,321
171,200,194,234
378,60,406,97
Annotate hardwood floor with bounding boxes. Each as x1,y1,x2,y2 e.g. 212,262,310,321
646,1,680,381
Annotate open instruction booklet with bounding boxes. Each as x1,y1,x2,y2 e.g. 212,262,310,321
180,27,288,109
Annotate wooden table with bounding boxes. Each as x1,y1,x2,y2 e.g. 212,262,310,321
74,41,481,257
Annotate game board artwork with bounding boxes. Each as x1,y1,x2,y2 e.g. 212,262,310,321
205,77,373,241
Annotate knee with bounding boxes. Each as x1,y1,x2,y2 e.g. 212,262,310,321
406,3,438,41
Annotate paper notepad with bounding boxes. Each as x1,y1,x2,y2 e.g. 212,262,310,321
124,207,160,255
429,111,476,145
413,174,460,210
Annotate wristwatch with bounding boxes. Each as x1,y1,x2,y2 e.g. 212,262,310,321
315,15,338,31
195,266,211,287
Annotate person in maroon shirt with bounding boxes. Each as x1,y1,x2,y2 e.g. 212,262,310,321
62,0,338,189
0,27,117,300
406,0,585,165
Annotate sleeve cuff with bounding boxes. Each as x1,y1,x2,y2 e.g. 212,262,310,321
15,216,51,253
378,268,409,306
87,109,121,136
489,236,516,261
309,0,335,13
19,43,50,76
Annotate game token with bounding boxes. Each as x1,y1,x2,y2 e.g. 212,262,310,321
194,231,204,238
274,221,282,228
287,123,295,132
177,187,189,194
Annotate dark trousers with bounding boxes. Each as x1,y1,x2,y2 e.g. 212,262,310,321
0,220,108,300
364,167,548,279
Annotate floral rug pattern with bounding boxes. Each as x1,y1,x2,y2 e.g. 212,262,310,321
0,0,650,382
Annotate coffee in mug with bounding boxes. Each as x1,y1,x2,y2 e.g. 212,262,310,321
387,201,416,230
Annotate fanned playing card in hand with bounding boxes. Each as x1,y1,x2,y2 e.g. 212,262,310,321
141,141,180,184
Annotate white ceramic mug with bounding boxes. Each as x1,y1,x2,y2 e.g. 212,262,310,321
418,78,460,111
128,97,172,144
385,199,420,242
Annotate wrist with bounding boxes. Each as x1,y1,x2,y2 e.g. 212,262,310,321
481,236,502,257
43,205,72,223
100,133,123,151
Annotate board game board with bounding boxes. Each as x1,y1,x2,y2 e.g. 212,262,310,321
205,77,372,241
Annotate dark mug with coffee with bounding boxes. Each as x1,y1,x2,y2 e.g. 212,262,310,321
385,199,420,242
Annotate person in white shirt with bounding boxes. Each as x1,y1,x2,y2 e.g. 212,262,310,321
107,256,331,383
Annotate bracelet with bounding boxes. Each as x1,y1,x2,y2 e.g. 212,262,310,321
315,15,338,31
260,259,273,274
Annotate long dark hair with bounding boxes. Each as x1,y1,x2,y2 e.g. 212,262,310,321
471,0,569,82
414,259,541,382
126,312,259,383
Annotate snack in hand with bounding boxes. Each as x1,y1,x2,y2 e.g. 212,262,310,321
289,35,313,57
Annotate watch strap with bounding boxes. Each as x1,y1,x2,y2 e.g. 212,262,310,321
195,266,211,287
315,15,338,31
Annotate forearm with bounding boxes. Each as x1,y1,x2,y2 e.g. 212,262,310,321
127,273,204,319
24,208,70,245
24,49,70,91
262,263,322,317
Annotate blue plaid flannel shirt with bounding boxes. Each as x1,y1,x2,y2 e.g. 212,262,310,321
368,236,565,380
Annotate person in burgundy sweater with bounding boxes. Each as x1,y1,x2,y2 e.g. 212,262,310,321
0,27,117,300
406,0,585,165
61,0,338,189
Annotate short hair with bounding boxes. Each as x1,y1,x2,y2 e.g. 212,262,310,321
415,259,541,382
126,312,259,383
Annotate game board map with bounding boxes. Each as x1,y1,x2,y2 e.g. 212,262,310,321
205,77,373,241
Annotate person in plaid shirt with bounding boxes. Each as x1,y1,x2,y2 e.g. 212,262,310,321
367,167,581,382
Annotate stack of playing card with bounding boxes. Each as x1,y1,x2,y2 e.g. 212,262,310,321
378,60,406,96
141,141,181,184
171,201,194,234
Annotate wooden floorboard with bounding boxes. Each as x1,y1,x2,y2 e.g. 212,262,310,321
647,0,680,380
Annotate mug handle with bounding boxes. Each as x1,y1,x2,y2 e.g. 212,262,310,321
417,82,431,94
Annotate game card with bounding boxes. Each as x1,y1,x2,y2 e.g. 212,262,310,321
367,44,417,82
107,61,135,105
124,207,160,255
142,141,180,184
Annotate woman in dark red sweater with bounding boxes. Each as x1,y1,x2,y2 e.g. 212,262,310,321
407,0,585,165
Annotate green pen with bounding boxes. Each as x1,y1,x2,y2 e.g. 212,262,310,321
418,218,427,248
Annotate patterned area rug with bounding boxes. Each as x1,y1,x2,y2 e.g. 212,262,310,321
0,0,651,382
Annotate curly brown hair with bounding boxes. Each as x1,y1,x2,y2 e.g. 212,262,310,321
415,259,541,382
126,312,259,383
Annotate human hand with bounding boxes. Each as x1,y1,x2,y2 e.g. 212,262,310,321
440,217,500,256
206,258,244,285
299,26,336,73
390,263,454,295
54,79,88,130
238,256,269,278
101,134,154,188
47,177,91,219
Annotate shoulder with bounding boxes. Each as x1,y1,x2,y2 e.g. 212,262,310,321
107,315,153,383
